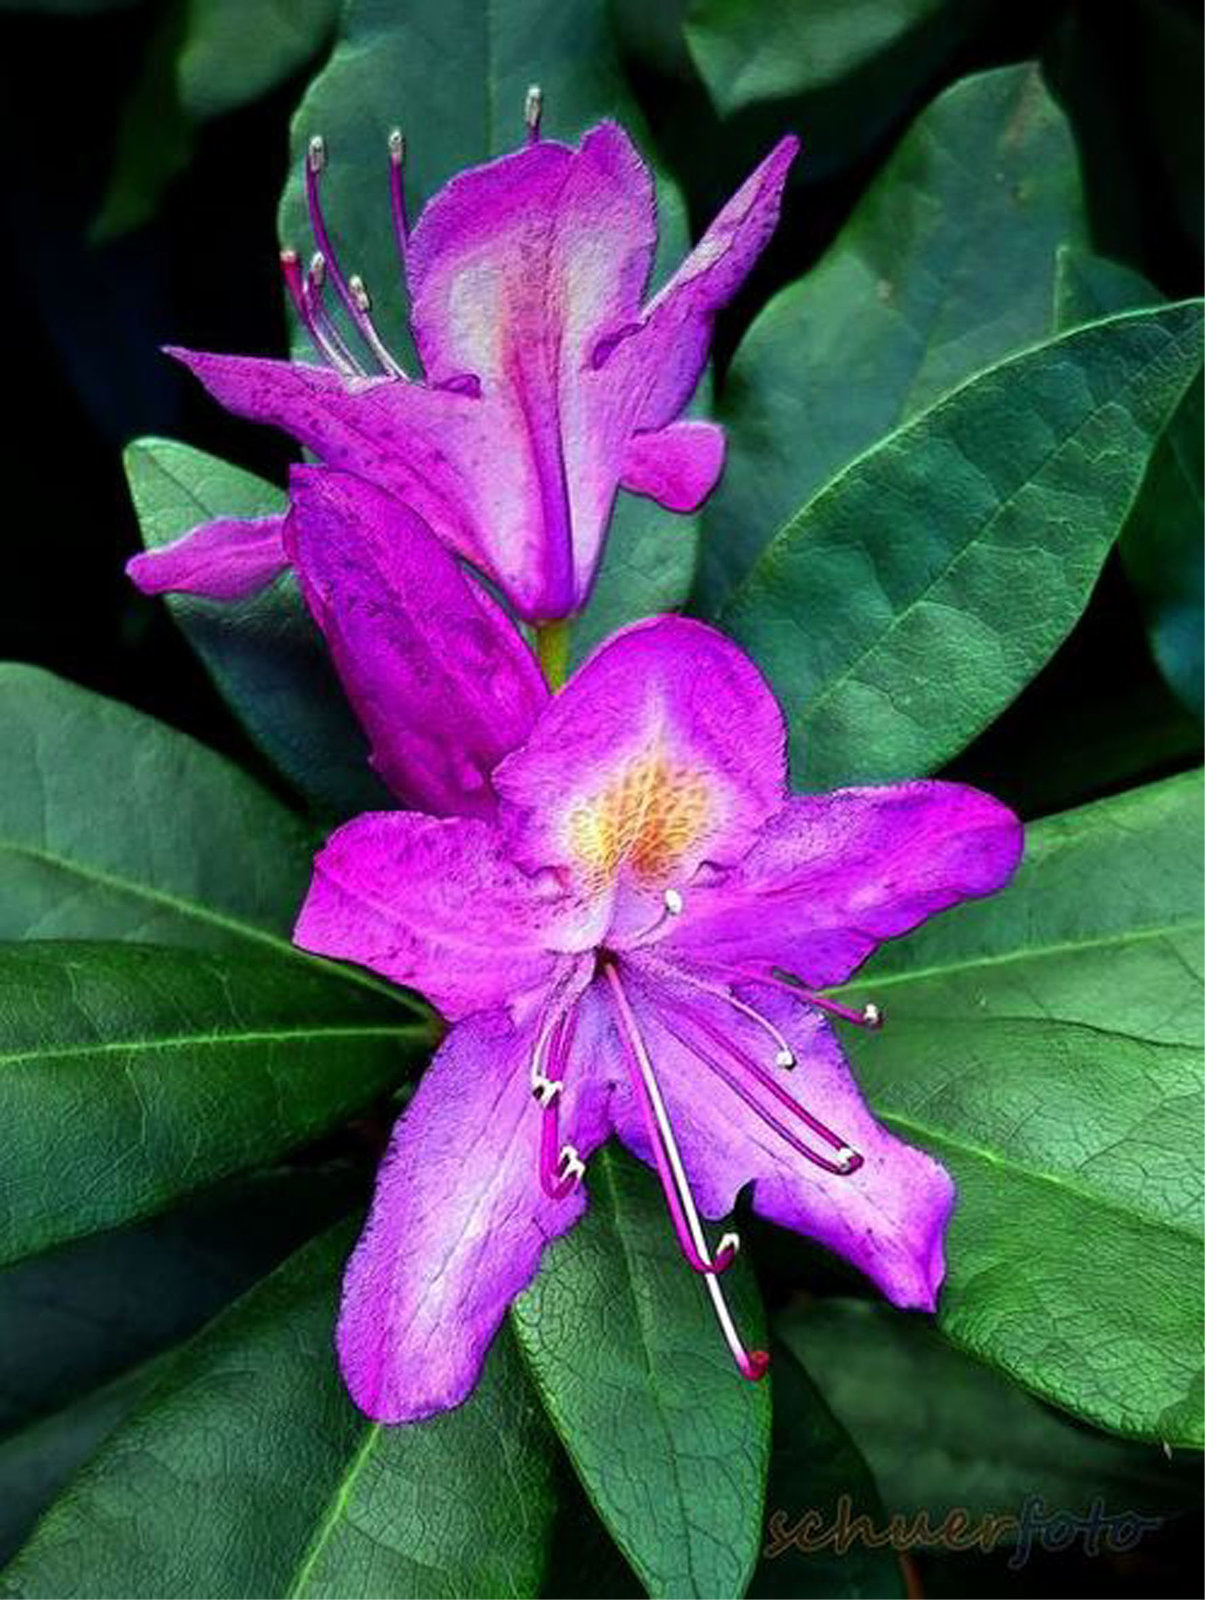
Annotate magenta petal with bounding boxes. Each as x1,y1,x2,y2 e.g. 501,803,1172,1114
611,135,799,434
615,967,955,1309
665,782,1024,986
126,515,288,601
286,468,547,817
338,1006,613,1421
619,421,726,511
294,811,595,1020
494,617,788,887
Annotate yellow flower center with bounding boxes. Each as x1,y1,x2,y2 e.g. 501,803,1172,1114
567,749,710,888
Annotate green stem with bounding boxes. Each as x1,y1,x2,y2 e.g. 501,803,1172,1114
536,620,571,691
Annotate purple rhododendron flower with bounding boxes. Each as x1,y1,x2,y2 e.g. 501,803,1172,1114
128,97,798,623
293,616,1023,1423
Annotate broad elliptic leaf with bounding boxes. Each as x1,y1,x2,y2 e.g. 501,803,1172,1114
277,0,700,658
1054,246,1204,721
0,664,313,948
0,1226,557,1599
721,301,1204,789
749,1337,904,1599
835,771,1205,1443
0,941,430,1268
699,64,1087,610
512,1146,771,1600
125,437,389,817
0,1165,360,1563
177,0,341,121
780,1299,1202,1535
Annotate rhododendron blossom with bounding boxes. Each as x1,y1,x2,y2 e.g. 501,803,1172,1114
128,98,798,623
293,616,1023,1422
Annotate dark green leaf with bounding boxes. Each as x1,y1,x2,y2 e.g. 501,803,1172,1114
749,1337,905,1598
177,0,341,121
780,1299,1202,1534
835,771,1204,1442
721,301,1204,788
1054,247,1204,721
699,64,1087,610
512,1145,771,1599
277,0,700,656
124,437,389,817
0,941,428,1267
0,664,313,948
1,1226,557,1598
0,1165,360,1563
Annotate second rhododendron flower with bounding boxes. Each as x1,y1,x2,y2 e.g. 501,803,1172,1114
128,96,799,623
293,618,1024,1423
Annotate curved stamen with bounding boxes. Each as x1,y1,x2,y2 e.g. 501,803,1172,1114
387,129,410,288
524,84,543,144
660,1006,863,1178
643,957,797,1068
628,886,686,946
605,962,741,1279
729,965,884,1031
304,253,366,375
304,135,406,378
280,248,357,375
530,993,586,1202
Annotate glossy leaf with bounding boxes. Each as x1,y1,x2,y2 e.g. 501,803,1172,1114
749,1337,904,1599
277,0,700,657
1054,246,1204,721
0,1226,557,1598
699,64,1087,610
780,1299,1202,1532
0,1165,359,1563
512,1146,771,1600
125,437,388,817
0,664,313,948
0,941,429,1267
721,301,1204,788
835,771,1205,1442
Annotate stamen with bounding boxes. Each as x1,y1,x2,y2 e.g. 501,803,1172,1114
691,961,885,1033
303,253,364,375
387,128,410,285
605,963,746,1291
644,958,797,1068
627,886,686,946
280,248,356,374
524,84,543,144
662,1004,864,1178
303,135,406,379
537,1061,583,1201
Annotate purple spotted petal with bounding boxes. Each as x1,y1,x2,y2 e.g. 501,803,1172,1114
338,1005,613,1421
494,616,788,896
126,514,288,601
613,963,955,1309
286,467,547,817
663,782,1024,986
294,811,599,1020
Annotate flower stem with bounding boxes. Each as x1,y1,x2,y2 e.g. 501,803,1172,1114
536,620,571,691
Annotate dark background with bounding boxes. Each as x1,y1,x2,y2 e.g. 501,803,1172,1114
0,1,1200,1594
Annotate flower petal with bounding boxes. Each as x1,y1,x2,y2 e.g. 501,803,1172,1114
604,136,799,433
494,617,788,899
294,811,597,1020
338,1005,613,1421
168,349,563,620
612,964,954,1309
619,420,727,511
663,782,1024,986
126,515,288,601
286,467,547,817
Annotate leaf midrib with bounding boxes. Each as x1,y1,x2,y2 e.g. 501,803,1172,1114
1,839,410,1008
286,1421,382,1597
0,1023,426,1071
836,916,1204,997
